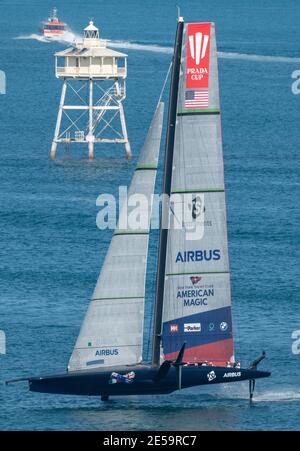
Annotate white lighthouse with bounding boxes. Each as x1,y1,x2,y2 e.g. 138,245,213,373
50,21,131,160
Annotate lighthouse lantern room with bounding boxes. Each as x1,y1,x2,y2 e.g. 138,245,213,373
50,21,131,160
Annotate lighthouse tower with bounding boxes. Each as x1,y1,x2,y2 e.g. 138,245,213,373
50,21,131,160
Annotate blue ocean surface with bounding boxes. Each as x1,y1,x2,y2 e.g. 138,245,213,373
0,0,300,430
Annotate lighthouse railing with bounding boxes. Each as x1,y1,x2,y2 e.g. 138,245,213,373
56,66,127,78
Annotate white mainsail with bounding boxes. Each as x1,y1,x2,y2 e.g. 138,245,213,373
68,102,164,371
160,22,234,366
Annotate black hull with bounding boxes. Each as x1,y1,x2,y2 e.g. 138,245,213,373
28,365,271,397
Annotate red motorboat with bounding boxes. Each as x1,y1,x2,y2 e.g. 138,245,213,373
40,8,67,39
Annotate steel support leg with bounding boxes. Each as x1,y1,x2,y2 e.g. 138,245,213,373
119,101,132,160
50,79,67,160
88,78,94,160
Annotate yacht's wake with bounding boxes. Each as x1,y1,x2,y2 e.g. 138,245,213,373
218,51,300,63
215,382,300,403
254,390,300,403
110,40,300,63
14,35,300,63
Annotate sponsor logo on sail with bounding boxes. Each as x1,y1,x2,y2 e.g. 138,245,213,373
190,276,202,285
207,370,216,382
177,287,214,307
186,23,211,89
189,32,209,66
170,324,179,333
184,323,201,332
95,348,119,357
184,193,208,241
184,195,212,234
220,321,228,332
223,372,241,378
209,322,215,332
191,196,203,219
186,196,211,227
175,249,221,263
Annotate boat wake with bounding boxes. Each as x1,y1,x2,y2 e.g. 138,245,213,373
109,40,173,54
215,383,300,403
110,40,300,63
14,31,80,44
14,35,300,63
254,390,300,403
218,51,300,63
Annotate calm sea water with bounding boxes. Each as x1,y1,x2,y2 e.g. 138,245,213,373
0,0,300,431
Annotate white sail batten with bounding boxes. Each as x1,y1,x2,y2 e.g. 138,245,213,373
161,23,234,366
68,102,164,371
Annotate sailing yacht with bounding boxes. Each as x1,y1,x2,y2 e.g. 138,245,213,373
8,18,270,400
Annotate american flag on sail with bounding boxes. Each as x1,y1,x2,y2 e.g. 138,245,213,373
185,90,209,108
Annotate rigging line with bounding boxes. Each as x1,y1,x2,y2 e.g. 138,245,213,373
169,202,182,228
156,61,172,108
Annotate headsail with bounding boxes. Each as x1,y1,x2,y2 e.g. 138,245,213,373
68,102,164,371
156,22,234,366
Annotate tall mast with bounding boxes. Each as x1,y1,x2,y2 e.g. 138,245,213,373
152,18,184,366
